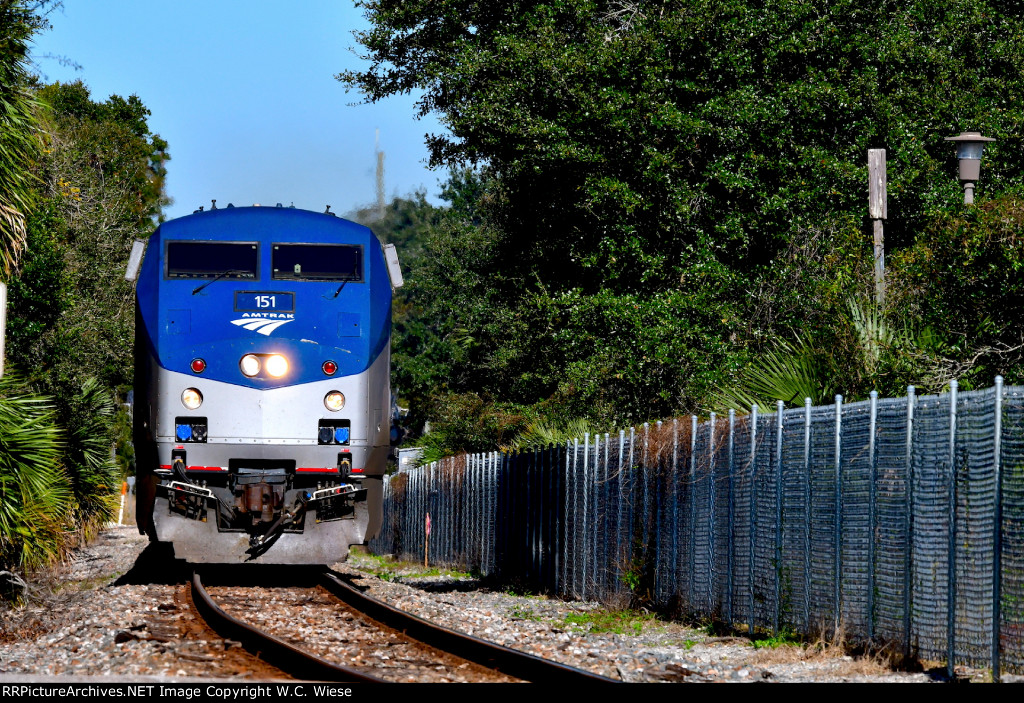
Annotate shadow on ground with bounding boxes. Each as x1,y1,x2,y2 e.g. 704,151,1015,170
113,541,191,586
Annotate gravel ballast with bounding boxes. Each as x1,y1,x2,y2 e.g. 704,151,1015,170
0,526,970,682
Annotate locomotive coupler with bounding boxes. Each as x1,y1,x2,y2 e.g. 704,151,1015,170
246,491,311,559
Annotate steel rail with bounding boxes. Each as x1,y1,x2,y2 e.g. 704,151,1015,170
189,571,387,683
320,571,620,684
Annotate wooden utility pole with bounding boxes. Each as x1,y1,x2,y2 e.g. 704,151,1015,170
868,149,887,305
375,128,386,217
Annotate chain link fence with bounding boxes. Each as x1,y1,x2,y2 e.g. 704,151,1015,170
371,379,1024,677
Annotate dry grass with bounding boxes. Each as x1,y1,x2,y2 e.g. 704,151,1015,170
745,624,903,678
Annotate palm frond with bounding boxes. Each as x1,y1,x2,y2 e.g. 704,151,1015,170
506,417,596,451
713,336,834,413
0,372,71,570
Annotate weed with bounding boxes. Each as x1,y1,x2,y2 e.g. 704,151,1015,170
348,549,473,580
751,628,802,650
563,609,656,635
509,605,541,621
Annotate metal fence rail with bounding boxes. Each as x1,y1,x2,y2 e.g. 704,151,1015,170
370,379,1024,678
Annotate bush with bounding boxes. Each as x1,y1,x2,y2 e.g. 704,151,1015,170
889,193,1024,388
0,372,70,576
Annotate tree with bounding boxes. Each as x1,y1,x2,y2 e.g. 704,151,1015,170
350,193,444,434
4,82,169,541
0,8,165,583
8,80,170,400
0,372,68,578
0,0,45,277
341,0,1024,428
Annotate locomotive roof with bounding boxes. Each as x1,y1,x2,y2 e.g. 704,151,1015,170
154,205,375,244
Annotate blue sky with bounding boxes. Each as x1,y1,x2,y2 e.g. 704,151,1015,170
30,1,447,221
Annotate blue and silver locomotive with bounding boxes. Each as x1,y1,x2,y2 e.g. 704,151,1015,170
131,205,401,564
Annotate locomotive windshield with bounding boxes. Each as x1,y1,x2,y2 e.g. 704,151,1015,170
272,244,363,281
166,242,258,279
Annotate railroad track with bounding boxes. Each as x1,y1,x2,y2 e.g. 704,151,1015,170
189,570,619,684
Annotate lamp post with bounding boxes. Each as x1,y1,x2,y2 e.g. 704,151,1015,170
945,131,995,204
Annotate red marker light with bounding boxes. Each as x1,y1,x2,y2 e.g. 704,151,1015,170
191,358,206,373
322,360,338,376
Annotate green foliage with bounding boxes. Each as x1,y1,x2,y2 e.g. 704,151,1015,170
350,191,441,269
714,334,836,412
347,549,473,580
507,416,595,451
889,193,1024,388
0,372,70,572
620,552,644,594
111,400,134,475
350,193,445,438
721,191,1024,411
0,5,151,591
713,295,957,410
563,608,656,635
414,392,533,464
0,0,44,277
63,377,118,529
752,628,802,649
343,0,1024,440
9,80,169,412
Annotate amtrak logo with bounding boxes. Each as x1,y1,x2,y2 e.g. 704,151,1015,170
231,312,295,336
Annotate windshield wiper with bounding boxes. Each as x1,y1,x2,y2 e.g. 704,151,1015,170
192,269,251,295
324,280,347,299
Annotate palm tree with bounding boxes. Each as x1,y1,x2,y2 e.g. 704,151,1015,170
0,1,42,278
0,371,69,573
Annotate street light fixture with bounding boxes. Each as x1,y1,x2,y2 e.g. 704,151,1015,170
945,131,995,204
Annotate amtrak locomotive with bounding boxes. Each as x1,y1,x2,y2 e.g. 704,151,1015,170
130,205,401,564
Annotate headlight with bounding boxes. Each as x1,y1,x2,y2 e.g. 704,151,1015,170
265,354,289,378
240,354,260,377
324,391,345,412
181,388,203,410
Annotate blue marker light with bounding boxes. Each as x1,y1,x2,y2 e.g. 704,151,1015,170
176,424,193,441
334,427,350,444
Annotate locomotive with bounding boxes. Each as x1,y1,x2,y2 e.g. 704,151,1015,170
129,204,401,564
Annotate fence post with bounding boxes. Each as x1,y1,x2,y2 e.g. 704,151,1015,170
992,376,1004,682
708,412,717,612
618,429,626,598
868,390,878,642
654,422,663,606
948,380,959,679
690,415,698,610
727,409,736,627
904,387,916,662
554,445,563,593
672,418,680,607
592,432,600,600
491,450,499,577
627,427,636,599
602,433,610,598
643,423,651,604
583,433,591,599
566,439,575,598
804,397,812,631
775,400,784,635
834,394,843,635
749,404,759,636
478,456,484,574
477,454,483,572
